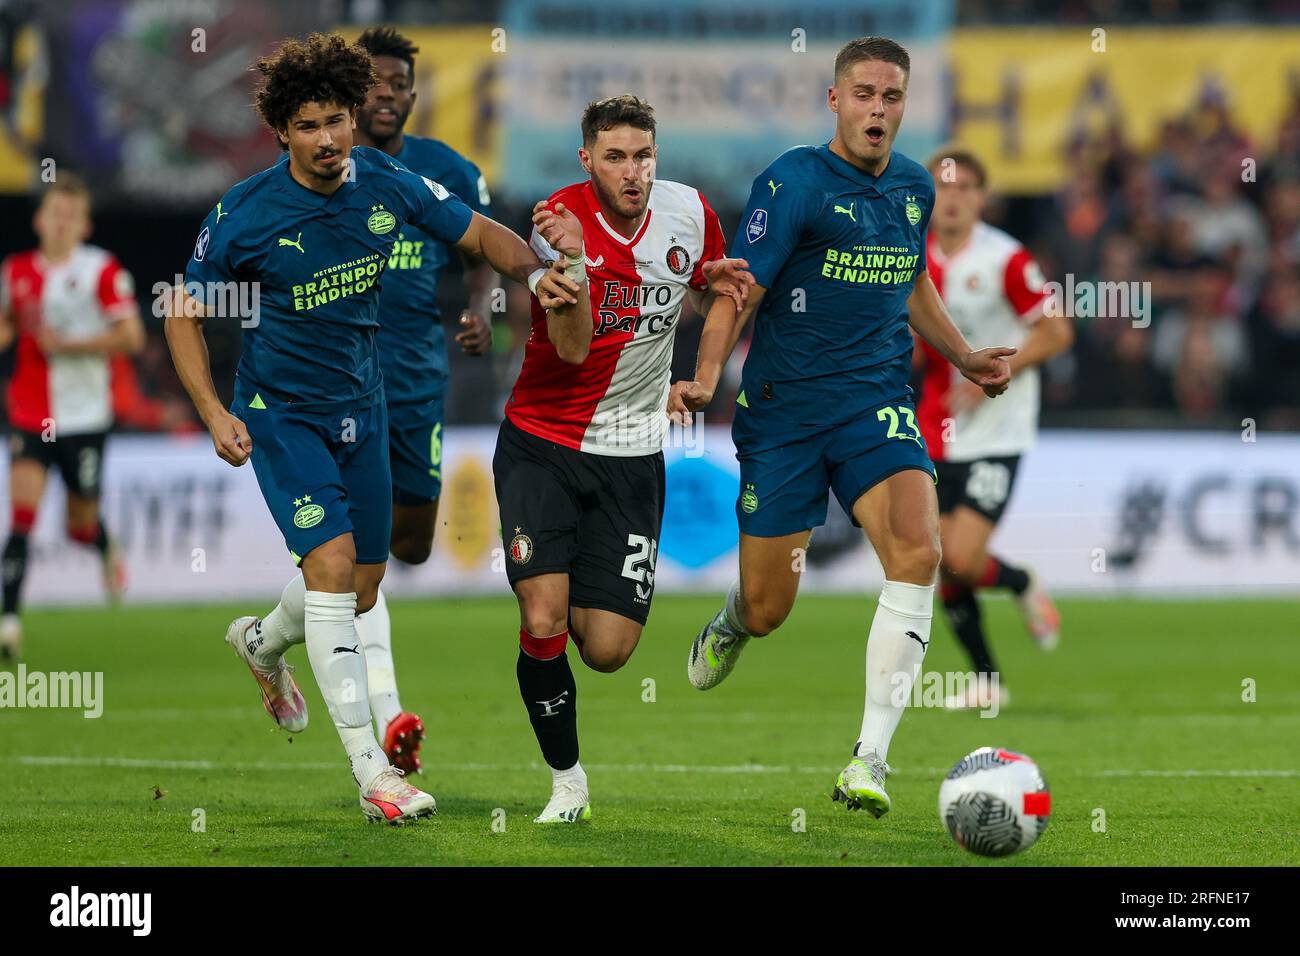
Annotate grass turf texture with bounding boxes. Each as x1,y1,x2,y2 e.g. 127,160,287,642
1,595,1296,866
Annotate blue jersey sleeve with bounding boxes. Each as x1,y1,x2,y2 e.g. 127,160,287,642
729,163,819,289
184,200,245,308
384,160,475,246
917,183,935,274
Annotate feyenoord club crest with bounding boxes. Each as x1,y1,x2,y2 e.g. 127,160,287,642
509,529,533,565
665,244,691,276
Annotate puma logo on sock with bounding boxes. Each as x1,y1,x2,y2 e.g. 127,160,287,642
905,630,929,650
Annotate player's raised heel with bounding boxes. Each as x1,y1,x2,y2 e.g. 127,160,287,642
382,711,426,774
360,767,437,824
687,609,750,690
1017,570,1060,651
832,754,892,818
224,616,309,733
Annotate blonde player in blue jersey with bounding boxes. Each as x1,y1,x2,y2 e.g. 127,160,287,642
670,37,1015,818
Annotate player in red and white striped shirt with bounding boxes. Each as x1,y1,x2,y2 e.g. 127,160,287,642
0,174,145,660
495,95,753,822
915,149,1073,707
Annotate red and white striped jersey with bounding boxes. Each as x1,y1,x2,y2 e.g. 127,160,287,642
918,222,1048,462
0,245,136,436
506,179,725,457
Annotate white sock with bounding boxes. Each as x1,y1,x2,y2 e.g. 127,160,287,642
252,575,306,669
303,590,388,788
355,586,402,735
552,760,586,791
858,580,934,762
722,580,750,636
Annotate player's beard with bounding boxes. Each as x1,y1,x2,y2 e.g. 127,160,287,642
594,175,652,222
312,150,346,180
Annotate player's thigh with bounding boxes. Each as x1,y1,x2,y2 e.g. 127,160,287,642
238,395,354,570
513,572,570,637
569,449,664,646
335,402,394,568
569,606,643,673
850,468,941,584
390,498,439,566
55,432,107,505
65,494,100,531
941,505,997,582
737,529,813,636
7,448,48,511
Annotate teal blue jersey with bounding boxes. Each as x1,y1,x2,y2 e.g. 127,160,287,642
375,135,490,406
729,144,935,426
184,146,474,411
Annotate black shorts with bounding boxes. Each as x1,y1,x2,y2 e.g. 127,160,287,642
493,418,665,626
8,427,108,498
935,455,1021,524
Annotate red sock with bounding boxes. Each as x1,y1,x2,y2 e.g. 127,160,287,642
519,628,568,661
11,506,36,536
976,556,1001,589
69,524,98,546
940,580,970,604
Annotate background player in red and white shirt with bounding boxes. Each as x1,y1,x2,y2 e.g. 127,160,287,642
915,148,1073,708
495,95,753,822
0,173,145,660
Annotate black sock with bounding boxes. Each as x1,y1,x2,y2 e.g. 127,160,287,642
93,521,110,558
991,556,1030,595
2,533,29,616
517,648,579,770
943,587,997,677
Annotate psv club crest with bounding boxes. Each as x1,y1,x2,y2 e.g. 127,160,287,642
665,243,692,276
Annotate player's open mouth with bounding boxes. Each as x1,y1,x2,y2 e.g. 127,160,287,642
317,152,340,165
373,107,397,121
866,126,886,146
622,187,643,202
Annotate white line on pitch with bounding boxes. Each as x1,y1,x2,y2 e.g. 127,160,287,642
7,755,1298,779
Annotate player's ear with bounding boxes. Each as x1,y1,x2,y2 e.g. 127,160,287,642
578,146,593,175
827,86,839,114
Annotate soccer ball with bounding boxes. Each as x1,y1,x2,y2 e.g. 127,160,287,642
938,747,1051,857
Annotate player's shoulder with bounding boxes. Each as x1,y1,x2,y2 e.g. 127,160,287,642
401,135,478,174
760,144,823,180
350,144,409,178
649,178,708,213
972,221,1027,262
543,179,592,211
1,248,39,275
75,244,119,271
204,159,291,232
886,150,935,196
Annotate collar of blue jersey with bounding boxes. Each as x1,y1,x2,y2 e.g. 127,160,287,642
273,150,358,208
813,142,895,193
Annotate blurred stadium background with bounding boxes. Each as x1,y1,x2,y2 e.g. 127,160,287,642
0,0,1297,604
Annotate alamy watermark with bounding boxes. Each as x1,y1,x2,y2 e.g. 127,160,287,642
0,665,103,718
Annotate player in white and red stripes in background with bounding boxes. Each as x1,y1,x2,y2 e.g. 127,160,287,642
494,95,754,822
0,173,145,660
915,148,1074,709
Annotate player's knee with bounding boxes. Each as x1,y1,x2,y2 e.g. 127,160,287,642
302,547,355,593
890,534,941,583
519,605,568,641
390,535,432,566
740,587,791,637
581,639,634,673
941,547,980,584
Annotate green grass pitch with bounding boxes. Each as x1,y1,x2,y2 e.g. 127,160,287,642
1,595,1296,866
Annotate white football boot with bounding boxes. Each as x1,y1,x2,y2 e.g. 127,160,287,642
1017,570,1060,651
224,616,308,733
534,778,592,824
360,767,437,824
687,609,750,690
832,750,892,818
0,614,20,663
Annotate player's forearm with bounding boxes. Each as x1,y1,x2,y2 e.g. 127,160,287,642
546,278,593,364
694,292,754,392
60,314,146,356
164,296,225,424
907,272,973,368
466,215,549,289
1007,314,1074,378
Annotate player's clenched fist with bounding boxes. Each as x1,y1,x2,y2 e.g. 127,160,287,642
532,200,584,260
959,346,1017,398
667,379,713,425
701,258,756,310
206,410,252,466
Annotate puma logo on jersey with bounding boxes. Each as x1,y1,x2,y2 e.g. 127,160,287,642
278,232,304,253
833,203,856,222
215,201,229,222
768,179,782,196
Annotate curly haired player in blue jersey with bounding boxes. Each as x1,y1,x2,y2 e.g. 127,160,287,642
670,37,1015,818
165,33,587,823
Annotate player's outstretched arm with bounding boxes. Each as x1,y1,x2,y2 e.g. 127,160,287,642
164,285,251,466
38,309,145,357
530,200,593,365
908,270,1015,398
668,284,767,422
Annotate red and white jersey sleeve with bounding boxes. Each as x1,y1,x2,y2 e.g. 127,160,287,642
917,222,1048,462
507,179,724,457
4,245,136,436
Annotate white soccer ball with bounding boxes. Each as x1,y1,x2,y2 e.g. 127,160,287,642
938,747,1051,857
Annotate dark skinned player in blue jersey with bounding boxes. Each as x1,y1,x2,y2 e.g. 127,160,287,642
346,27,499,776
671,37,1015,819
165,34,589,823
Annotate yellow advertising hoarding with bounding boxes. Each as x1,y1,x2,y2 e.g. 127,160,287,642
947,27,1300,192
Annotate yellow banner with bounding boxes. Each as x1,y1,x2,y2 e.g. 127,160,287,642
340,25,501,185
947,27,1300,192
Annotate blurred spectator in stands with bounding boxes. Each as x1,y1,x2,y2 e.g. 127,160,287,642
1152,262,1247,419
1244,265,1300,428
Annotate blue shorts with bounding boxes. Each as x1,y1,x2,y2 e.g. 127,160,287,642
387,395,444,505
732,396,936,537
235,394,393,565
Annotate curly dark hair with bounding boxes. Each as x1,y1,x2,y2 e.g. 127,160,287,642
254,33,375,149
357,26,419,77
581,94,656,147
